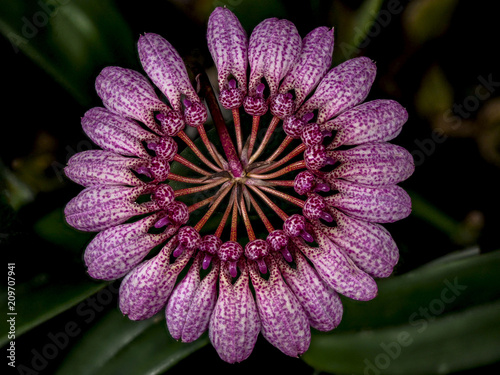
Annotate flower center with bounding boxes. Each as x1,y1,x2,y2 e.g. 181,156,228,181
157,71,322,274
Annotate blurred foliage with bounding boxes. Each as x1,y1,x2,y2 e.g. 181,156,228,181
1,0,499,374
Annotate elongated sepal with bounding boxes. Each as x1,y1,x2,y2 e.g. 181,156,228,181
318,208,399,278
84,213,177,280
292,233,378,301
248,18,301,97
324,179,412,223
249,256,311,357
119,238,194,320
138,33,200,113
280,27,334,107
209,260,261,363
95,66,171,133
297,57,376,123
166,253,219,342
64,185,156,232
207,7,248,94
64,150,145,187
275,250,343,331
323,99,408,149
324,142,415,186
82,107,158,158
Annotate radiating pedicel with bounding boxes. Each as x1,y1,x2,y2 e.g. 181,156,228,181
64,7,414,363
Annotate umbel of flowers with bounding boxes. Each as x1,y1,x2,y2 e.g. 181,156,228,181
64,7,414,363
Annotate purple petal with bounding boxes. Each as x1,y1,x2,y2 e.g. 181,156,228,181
95,66,171,133
324,142,415,186
84,213,177,280
249,256,311,357
292,233,378,301
279,27,335,107
323,99,408,149
248,18,301,97
119,238,194,320
319,208,399,278
64,150,144,187
82,107,158,158
209,260,260,363
297,57,376,123
166,253,219,343
138,33,200,113
207,7,248,94
64,184,155,232
324,179,412,223
275,250,343,332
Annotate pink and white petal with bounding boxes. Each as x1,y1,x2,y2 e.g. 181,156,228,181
275,250,343,332
324,179,412,223
324,142,415,186
64,150,144,187
248,18,301,97
207,7,248,92
320,208,399,278
82,107,157,158
292,232,378,301
323,99,408,149
85,213,178,280
119,238,194,320
297,57,376,123
138,33,199,112
279,26,334,107
249,256,311,357
166,254,219,343
209,260,260,363
95,66,170,133
64,184,155,232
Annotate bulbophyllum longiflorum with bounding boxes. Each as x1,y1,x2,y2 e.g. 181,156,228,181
64,7,414,363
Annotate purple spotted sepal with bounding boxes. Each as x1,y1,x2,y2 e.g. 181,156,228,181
119,236,196,320
209,260,260,363
207,7,248,105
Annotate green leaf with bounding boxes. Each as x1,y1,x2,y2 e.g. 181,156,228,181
302,251,500,374
1,276,106,346
0,0,136,105
34,208,93,253
56,309,209,375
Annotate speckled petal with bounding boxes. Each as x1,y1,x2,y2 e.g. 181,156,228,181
324,142,415,186
275,250,343,332
119,238,194,320
292,232,378,301
248,18,301,97
320,208,398,278
64,184,156,232
297,57,376,123
82,107,158,158
64,150,144,187
209,260,260,363
138,33,200,112
324,179,412,223
249,256,310,357
207,7,248,93
279,27,334,107
323,99,408,149
166,253,219,343
84,213,177,280
95,66,171,133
